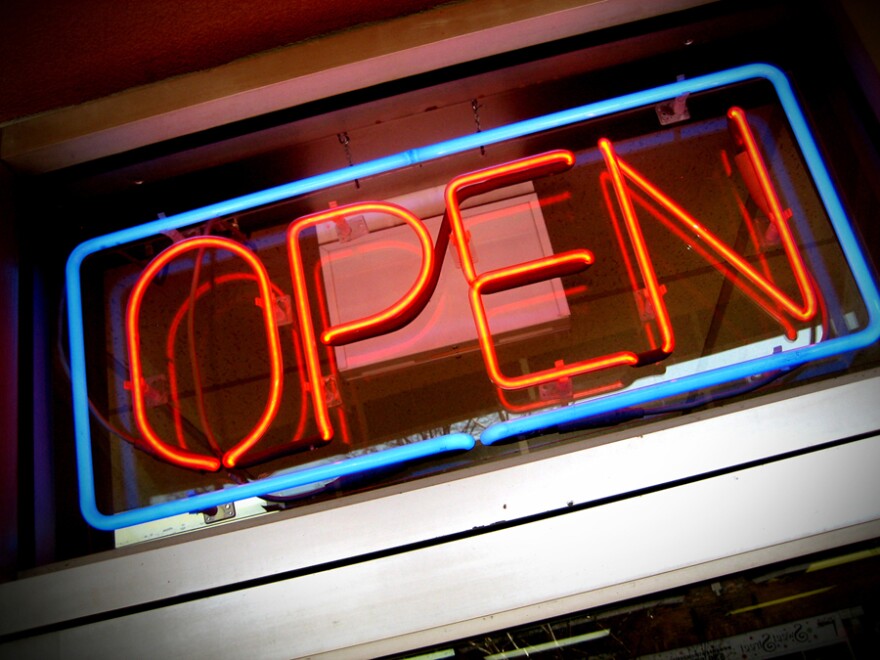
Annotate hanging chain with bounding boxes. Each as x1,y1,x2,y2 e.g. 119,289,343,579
472,99,486,156
337,131,360,188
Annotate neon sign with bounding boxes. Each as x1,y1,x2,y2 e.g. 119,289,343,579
66,64,880,530
126,236,285,471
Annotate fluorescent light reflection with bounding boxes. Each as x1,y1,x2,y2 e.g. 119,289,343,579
403,650,456,660
484,629,610,659
807,547,880,572
727,587,835,615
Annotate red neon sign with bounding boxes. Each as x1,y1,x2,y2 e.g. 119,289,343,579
125,107,817,471
126,236,284,471
285,201,436,443
598,107,816,330
163,271,333,467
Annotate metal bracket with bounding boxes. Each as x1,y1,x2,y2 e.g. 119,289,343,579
123,374,168,407
538,360,574,402
202,502,236,524
273,294,293,326
656,92,690,125
323,375,342,407
655,76,690,125
334,214,369,243
634,285,667,322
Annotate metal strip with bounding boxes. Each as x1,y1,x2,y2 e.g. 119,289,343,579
4,435,880,658
3,368,879,639
0,0,718,173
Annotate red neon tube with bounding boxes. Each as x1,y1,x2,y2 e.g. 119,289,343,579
295,203,435,346
126,236,284,471
164,272,256,452
468,251,648,389
313,254,352,445
598,139,676,359
603,113,816,324
728,106,816,319
315,239,447,377
731,179,777,283
448,150,669,390
287,201,435,440
163,272,320,462
600,171,664,352
445,150,576,284
600,168,799,341
622,176,800,340
618,156,816,321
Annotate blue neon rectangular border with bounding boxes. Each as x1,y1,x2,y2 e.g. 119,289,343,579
66,63,880,530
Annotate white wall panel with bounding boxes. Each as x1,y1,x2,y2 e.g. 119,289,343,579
4,436,880,659
2,370,879,658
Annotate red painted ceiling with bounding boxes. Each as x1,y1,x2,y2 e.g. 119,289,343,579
0,0,453,124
